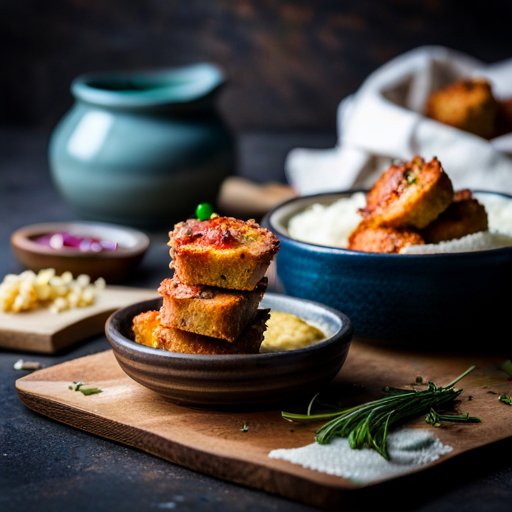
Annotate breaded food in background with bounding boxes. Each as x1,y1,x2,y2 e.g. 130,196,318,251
158,276,267,342
361,156,453,230
426,79,499,139
496,98,512,137
168,217,280,291
132,309,270,355
348,222,424,253
421,189,489,244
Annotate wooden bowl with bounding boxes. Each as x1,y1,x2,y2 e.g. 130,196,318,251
11,222,150,284
105,293,353,409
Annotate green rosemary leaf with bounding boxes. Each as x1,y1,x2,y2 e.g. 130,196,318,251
79,387,103,396
68,381,102,395
282,366,478,460
444,366,476,388
425,408,481,426
499,394,512,405
425,409,442,427
307,393,320,417
68,381,84,392
404,170,417,185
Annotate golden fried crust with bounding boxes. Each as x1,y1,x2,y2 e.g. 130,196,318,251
132,309,269,354
168,217,280,291
154,309,269,355
426,79,499,139
348,222,424,254
420,189,489,244
361,156,453,230
132,310,161,348
158,276,267,342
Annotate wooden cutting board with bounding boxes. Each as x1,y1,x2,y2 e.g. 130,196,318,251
0,286,158,353
15,342,512,510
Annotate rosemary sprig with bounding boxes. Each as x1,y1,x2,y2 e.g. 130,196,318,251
79,387,103,396
425,408,481,427
282,366,478,460
499,394,512,405
68,381,103,396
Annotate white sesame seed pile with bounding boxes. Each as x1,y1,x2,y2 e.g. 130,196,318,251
269,428,452,485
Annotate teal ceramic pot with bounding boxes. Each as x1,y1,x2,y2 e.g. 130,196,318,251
49,64,234,227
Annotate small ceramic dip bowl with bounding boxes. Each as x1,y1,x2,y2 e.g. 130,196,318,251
11,221,150,284
106,293,353,409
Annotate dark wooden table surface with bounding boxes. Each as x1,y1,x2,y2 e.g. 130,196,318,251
2,128,512,512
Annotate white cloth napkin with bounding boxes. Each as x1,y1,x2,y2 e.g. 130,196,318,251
286,46,512,195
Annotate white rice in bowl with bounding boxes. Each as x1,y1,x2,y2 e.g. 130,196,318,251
399,231,512,254
475,193,512,235
287,192,366,248
287,192,512,254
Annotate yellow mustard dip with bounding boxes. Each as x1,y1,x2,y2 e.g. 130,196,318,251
260,311,325,353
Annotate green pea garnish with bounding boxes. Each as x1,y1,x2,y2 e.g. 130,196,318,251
196,203,214,221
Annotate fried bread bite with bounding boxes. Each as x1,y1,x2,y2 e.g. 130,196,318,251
168,216,280,291
420,189,489,244
348,222,424,254
133,309,270,355
360,156,453,230
426,79,499,139
132,310,162,348
158,276,267,342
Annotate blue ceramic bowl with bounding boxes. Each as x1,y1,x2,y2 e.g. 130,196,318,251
263,190,512,347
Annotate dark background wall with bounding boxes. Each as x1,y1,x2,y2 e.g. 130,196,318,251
2,0,512,132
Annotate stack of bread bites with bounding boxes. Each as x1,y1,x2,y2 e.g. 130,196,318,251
132,215,280,355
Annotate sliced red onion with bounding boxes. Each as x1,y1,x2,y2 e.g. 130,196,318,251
35,232,119,252
35,234,53,246
100,240,118,251
88,241,103,253
49,233,64,249
62,233,83,248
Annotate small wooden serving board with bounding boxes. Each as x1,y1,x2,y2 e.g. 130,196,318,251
0,286,158,353
15,342,512,509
